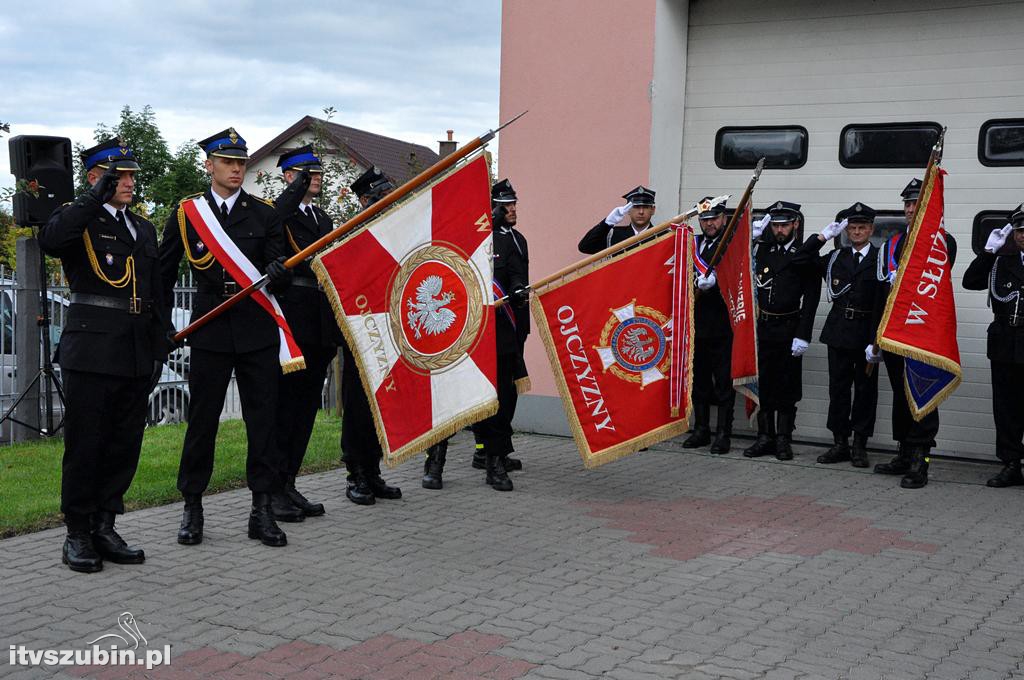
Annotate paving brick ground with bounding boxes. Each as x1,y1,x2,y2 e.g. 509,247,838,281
2,431,1024,679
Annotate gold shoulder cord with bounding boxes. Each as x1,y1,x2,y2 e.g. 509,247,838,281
286,226,302,254
178,201,215,270
82,229,137,302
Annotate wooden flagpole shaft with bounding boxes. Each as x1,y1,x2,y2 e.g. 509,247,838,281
173,113,527,343
705,157,765,271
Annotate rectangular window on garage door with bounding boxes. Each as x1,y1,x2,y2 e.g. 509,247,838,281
972,210,1015,255
715,126,808,169
839,122,941,168
979,119,1024,166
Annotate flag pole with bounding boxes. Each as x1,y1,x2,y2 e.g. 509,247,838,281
705,157,765,271
173,111,528,343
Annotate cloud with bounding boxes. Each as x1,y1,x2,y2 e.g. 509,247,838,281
2,1,500,191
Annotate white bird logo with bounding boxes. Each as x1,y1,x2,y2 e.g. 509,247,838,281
87,612,147,650
621,326,655,363
406,275,457,339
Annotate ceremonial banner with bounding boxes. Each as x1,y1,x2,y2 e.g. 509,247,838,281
532,231,693,468
713,204,759,415
312,156,497,466
878,167,961,419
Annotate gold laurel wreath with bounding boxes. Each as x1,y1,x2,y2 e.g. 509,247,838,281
387,244,484,373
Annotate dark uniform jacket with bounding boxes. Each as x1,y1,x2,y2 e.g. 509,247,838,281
579,220,651,254
753,237,821,342
158,189,288,353
694,233,732,340
39,198,172,377
964,250,1024,364
275,200,343,349
795,238,883,349
493,226,529,355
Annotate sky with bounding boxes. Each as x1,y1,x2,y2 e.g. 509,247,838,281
0,0,501,192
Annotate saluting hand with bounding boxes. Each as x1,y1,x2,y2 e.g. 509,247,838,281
985,224,1013,253
87,167,121,206
819,219,848,242
752,213,772,240
604,202,633,226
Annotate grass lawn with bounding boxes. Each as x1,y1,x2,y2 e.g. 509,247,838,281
0,412,342,538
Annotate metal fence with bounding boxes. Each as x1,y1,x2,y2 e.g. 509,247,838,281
0,267,339,445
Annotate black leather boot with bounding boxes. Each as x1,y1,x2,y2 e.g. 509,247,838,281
683,403,712,448
987,461,1024,488
367,464,402,499
817,434,850,464
177,494,204,545
486,452,513,491
345,465,376,505
874,444,911,475
285,475,325,517
91,511,145,564
504,456,523,471
472,444,486,469
63,513,102,573
710,403,734,455
775,410,795,461
422,440,448,490
900,446,929,489
248,493,287,546
743,410,776,458
270,491,306,523
850,433,870,468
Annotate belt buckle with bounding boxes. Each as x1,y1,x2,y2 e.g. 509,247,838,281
844,308,855,320
128,297,142,315
223,281,239,297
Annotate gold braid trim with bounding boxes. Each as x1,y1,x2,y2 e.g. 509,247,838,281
178,201,215,270
286,226,302,254
82,229,135,294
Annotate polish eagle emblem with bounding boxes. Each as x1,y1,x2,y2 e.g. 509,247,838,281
406,275,457,339
620,326,656,364
595,301,672,388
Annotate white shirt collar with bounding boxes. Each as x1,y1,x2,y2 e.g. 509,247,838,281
631,223,647,236
213,188,242,213
103,203,136,238
852,242,871,258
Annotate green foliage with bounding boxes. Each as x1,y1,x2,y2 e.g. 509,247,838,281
149,141,209,231
93,105,173,201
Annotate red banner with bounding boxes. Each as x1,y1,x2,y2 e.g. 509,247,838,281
531,231,693,468
714,204,759,415
877,167,961,418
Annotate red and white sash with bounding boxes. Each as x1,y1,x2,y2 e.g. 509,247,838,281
181,196,306,373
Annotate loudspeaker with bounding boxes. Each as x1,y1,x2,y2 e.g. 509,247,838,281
9,135,75,226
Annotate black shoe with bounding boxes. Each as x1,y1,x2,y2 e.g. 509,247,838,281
472,447,486,469
368,468,402,499
285,476,325,517
270,492,306,523
63,531,103,573
91,511,145,564
710,432,731,455
345,468,376,505
248,494,287,547
774,436,794,461
422,441,448,490
710,404,734,455
817,436,850,464
504,457,523,472
900,447,929,489
850,433,870,468
486,453,513,491
874,446,911,475
682,427,711,449
743,434,775,458
177,495,204,545
987,462,1024,488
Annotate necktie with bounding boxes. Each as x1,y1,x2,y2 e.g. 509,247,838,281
304,205,317,224
115,210,134,242
855,251,863,264
220,202,229,224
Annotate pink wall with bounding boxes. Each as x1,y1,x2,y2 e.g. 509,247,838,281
499,0,657,397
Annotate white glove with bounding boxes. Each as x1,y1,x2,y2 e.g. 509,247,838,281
752,213,772,240
865,344,882,364
696,271,717,291
984,224,1013,253
791,338,809,357
604,202,633,226
820,219,848,241
887,266,898,284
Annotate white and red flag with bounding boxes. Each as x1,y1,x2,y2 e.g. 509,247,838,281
312,156,497,466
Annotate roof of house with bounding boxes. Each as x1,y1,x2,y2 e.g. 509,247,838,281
247,116,440,185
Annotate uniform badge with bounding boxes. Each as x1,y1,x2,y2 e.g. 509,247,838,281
105,253,114,266
763,266,770,273
196,241,205,252
833,278,840,286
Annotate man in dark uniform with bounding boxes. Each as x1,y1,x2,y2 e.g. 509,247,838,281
873,179,958,488
683,198,735,454
743,201,821,461
270,145,342,519
795,203,884,468
339,166,402,505
578,186,656,254
159,128,294,547
963,204,1024,488
40,138,172,572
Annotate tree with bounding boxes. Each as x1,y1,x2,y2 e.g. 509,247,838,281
148,142,209,229
93,105,173,202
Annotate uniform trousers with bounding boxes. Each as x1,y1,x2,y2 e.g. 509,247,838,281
61,369,150,516
991,360,1024,464
882,351,939,448
276,344,336,478
826,345,879,438
757,317,803,413
472,352,518,456
692,335,735,408
339,341,383,472
177,345,281,495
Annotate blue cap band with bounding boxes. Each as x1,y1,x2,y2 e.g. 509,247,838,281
203,135,246,153
84,147,134,170
280,151,320,168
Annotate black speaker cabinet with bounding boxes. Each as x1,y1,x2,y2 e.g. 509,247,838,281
9,135,75,226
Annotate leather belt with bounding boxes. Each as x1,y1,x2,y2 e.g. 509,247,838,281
70,292,151,314
292,276,321,290
758,309,799,322
198,281,240,299
842,307,871,320
995,313,1024,328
